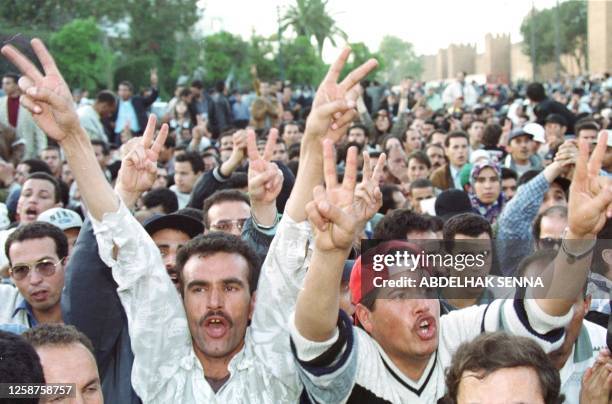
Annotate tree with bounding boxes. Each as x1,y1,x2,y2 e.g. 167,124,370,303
520,0,587,74
341,42,383,82
49,18,114,92
281,0,347,58
281,36,326,86
202,31,250,88
377,36,423,83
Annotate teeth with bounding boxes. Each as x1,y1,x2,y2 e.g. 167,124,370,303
420,320,429,328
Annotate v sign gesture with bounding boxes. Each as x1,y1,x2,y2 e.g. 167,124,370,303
1,39,80,142
247,128,284,226
354,151,386,227
116,115,169,208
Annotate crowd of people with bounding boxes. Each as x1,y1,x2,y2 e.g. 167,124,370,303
0,37,611,404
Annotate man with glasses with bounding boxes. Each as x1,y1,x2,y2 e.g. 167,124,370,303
533,206,567,251
0,222,67,327
202,189,251,236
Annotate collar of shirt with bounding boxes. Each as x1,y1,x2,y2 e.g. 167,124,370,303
12,297,37,327
449,165,462,189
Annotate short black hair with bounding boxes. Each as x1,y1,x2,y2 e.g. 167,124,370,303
2,72,19,83
96,90,116,105
482,124,502,147
411,178,433,189
379,184,402,215
118,80,134,92
190,79,204,89
443,212,492,241
348,123,369,137
215,80,225,93
41,145,61,155
444,131,469,148
407,150,431,169
91,139,109,156
176,232,260,294
280,121,301,135
532,205,567,240
501,167,518,181
164,135,176,149
574,119,600,138
143,188,179,214
21,158,52,176
526,82,546,103
0,330,44,403
6,222,68,267
373,208,432,240
202,190,250,228
25,172,62,204
23,323,94,354
175,151,204,174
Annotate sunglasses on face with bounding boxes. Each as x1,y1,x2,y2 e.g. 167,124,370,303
10,258,64,281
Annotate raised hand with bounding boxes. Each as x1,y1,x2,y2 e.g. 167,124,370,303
306,140,359,252
306,47,378,144
1,39,81,142
247,128,283,205
354,151,386,225
116,115,168,200
579,350,611,404
567,131,612,238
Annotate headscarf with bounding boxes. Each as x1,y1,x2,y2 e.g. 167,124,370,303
468,159,504,224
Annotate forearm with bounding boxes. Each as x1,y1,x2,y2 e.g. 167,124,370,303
535,230,596,316
114,185,140,210
251,200,277,227
295,248,347,341
219,155,242,177
285,151,323,222
60,128,118,220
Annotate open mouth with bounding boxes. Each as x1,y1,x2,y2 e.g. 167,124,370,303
416,316,436,341
204,316,230,339
30,290,48,302
24,207,38,220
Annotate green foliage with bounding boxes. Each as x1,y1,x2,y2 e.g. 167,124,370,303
340,42,383,82
202,31,249,88
281,36,326,86
49,18,113,92
377,35,423,83
520,0,587,73
281,0,347,57
248,35,279,83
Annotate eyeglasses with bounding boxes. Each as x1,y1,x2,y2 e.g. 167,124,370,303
10,258,64,281
539,238,562,250
210,218,248,233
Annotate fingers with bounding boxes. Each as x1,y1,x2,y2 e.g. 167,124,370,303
142,115,158,149
18,75,35,93
572,137,589,188
372,153,387,184
330,109,356,131
342,146,358,192
590,183,612,215
263,128,278,161
246,129,260,161
24,86,66,111
151,124,168,155
0,43,44,82
322,139,338,188
307,185,329,231
19,94,42,115
317,196,355,233
339,58,379,92
324,47,351,84
588,130,608,177
31,38,60,76
362,151,372,180
316,98,355,122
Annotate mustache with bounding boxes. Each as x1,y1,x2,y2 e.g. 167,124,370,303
198,310,233,327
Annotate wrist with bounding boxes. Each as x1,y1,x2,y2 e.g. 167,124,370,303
250,202,278,227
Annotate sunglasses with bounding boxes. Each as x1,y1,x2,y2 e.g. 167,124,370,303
10,258,64,281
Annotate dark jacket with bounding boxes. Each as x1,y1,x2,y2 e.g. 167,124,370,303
534,98,576,134
208,93,233,137
62,219,142,404
113,87,159,135
188,162,296,215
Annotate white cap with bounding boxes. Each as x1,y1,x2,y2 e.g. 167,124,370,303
470,149,490,164
523,123,545,143
37,208,83,230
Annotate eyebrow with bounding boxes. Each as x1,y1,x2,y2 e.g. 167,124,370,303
83,377,101,390
187,277,246,289
13,256,56,266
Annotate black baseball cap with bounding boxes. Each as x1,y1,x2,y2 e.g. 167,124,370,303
143,213,204,239
435,189,472,222
545,113,568,127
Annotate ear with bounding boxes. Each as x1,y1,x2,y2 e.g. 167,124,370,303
355,304,374,334
248,290,257,321
601,249,612,266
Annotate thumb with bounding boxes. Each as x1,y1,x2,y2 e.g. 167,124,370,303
317,200,355,233
315,99,353,121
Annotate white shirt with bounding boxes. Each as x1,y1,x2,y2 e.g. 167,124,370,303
77,105,107,142
90,198,312,403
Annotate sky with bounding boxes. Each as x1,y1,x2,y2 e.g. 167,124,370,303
199,0,561,62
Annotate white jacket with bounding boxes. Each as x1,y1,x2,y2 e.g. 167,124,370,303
0,96,46,159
